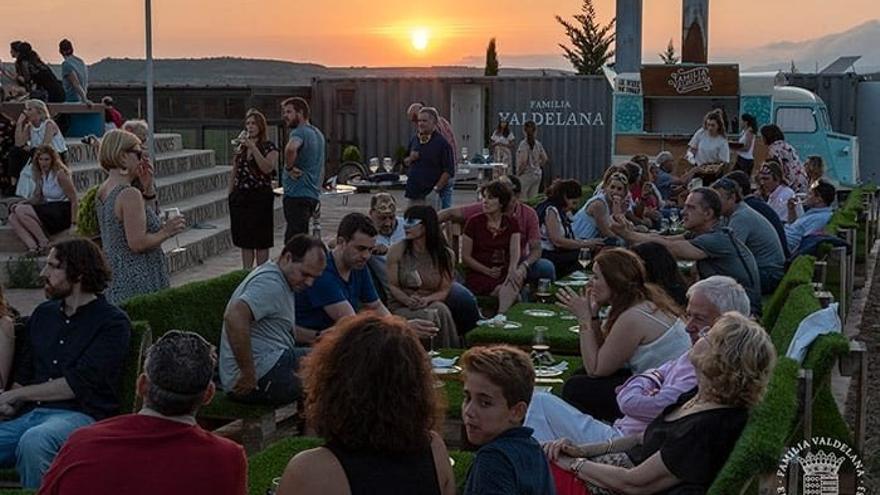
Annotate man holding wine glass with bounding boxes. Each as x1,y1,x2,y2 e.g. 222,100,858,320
406,102,457,209
404,105,455,209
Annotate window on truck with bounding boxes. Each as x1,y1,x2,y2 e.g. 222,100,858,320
776,107,817,133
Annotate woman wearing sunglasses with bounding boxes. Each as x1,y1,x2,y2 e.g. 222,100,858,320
96,129,186,304
386,206,459,347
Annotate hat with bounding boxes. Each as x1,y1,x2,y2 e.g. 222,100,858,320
101,96,114,105
370,193,397,215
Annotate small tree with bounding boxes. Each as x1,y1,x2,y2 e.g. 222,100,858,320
485,38,499,76
789,60,799,74
659,38,679,64
556,0,615,75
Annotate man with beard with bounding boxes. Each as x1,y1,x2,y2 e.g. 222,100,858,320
221,234,327,405
281,97,326,242
0,239,130,489
295,213,438,343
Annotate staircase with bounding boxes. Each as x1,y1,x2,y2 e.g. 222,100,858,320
0,134,283,285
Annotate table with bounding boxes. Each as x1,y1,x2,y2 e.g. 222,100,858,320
465,302,583,355
273,184,356,205
348,175,408,191
457,162,508,197
435,348,583,419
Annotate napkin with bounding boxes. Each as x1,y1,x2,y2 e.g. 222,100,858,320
542,361,569,372
432,356,458,368
478,314,507,327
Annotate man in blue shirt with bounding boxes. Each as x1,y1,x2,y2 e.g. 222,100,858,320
0,239,130,488
785,180,836,253
295,213,437,344
282,97,325,243
58,39,89,104
404,107,454,209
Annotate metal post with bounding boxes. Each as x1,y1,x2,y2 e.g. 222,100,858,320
145,0,156,162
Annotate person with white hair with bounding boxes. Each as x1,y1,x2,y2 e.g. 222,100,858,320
526,275,750,444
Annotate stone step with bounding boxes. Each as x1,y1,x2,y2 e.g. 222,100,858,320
155,166,231,205
69,149,217,193
0,197,283,285
63,134,182,166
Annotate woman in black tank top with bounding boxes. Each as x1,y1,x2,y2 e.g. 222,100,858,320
276,314,455,495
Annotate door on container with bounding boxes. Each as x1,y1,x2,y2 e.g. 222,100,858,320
450,85,484,162
857,82,880,184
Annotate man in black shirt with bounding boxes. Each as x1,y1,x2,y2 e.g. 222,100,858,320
0,239,131,488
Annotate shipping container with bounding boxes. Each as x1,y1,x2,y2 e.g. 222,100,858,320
311,76,612,184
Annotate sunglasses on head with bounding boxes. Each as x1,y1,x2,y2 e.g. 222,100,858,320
403,218,423,229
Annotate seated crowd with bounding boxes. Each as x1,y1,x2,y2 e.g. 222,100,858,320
0,105,845,494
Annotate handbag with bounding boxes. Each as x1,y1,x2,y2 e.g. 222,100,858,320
15,160,35,199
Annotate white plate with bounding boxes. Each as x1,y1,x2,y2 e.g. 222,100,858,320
476,320,523,330
560,314,577,320
555,280,588,287
535,367,564,378
569,271,589,280
433,366,462,375
567,325,580,333
523,309,556,318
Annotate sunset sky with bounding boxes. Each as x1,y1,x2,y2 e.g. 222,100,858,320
2,0,878,68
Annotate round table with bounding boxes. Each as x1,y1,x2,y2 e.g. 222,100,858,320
348,175,408,191
457,163,508,197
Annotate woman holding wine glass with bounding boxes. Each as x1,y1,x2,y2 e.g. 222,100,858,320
97,129,185,304
555,248,690,422
228,109,279,269
386,205,460,348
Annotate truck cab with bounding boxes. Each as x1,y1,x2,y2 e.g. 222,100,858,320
771,86,859,184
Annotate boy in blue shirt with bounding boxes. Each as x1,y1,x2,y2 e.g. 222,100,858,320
461,345,556,495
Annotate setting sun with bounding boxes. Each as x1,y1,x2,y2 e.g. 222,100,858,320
410,28,430,52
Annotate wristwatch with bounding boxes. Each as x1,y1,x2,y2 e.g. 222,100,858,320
570,457,587,475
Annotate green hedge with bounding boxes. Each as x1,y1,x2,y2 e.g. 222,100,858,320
708,358,801,495
762,255,815,331
121,270,248,345
465,303,580,354
247,436,475,495
801,333,852,443
769,284,822,354
120,322,151,415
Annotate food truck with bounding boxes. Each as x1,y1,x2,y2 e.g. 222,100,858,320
609,64,859,185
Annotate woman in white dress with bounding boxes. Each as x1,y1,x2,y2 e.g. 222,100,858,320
489,119,516,167
516,120,549,199
686,110,730,166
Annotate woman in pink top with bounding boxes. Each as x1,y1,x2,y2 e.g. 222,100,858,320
761,124,808,193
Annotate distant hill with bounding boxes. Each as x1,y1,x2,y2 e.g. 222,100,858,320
84,57,570,86
717,20,880,73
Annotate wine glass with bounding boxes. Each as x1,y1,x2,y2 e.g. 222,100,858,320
535,278,552,304
669,209,680,228
481,147,490,163
382,157,393,173
531,326,553,369
461,147,469,165
163,208,186,254
425,308,440,358
368,157,380,175
578,247,592,271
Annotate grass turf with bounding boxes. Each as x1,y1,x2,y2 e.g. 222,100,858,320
465,303,582,354
762,255,815,332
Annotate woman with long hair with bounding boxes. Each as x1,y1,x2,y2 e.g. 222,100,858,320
9,42,64,103
556,248,690,421
228,109,279,269
386,205,459,347
734,113,758,175
12,99,68,196
96,129,185,304
804,154,825,186
545,313,776,495
538,179,602,279
573,172,628,241
761,124,807,193
515,120,549,199
8,146,77,254
630,242,688,307
277,314,455,495
461,180,521,314
490,119,516,167
686,110,730,166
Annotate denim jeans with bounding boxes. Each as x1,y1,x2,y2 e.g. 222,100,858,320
0,407,95,488
440,183,454,209
228,347,310,406
445,282,481,336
